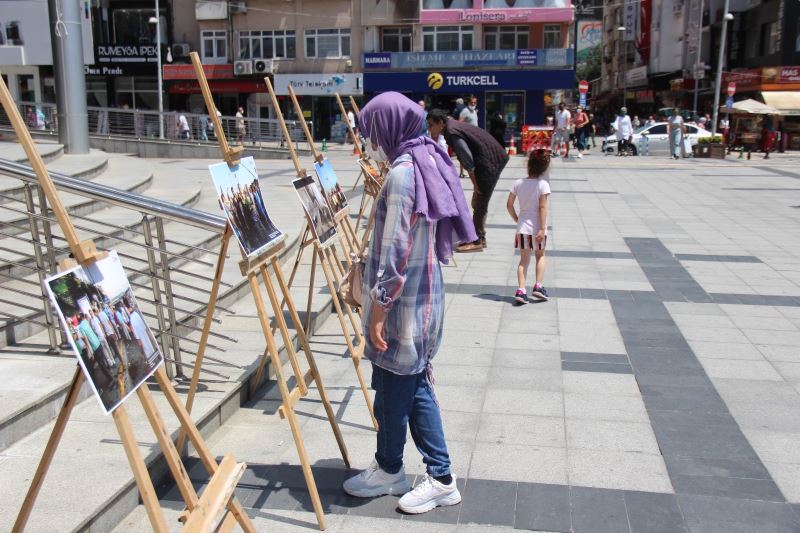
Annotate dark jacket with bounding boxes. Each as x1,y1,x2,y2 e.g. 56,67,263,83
444,117,509,184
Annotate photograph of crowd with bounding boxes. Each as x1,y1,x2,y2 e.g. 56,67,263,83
293,174,337,246
314,158,349,215
45,252,163,414
210,156,284,257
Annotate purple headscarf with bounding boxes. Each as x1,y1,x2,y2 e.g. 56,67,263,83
359,92,477,263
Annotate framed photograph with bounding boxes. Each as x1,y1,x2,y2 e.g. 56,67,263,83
44,251,164,414
209,156,285,258
293,174,337,246
358,159,384,187
313,158,349,215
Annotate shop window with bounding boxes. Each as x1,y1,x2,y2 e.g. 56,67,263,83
112,9,165,45
422,0,472,8
484,26,529,50
201,30,227,63
305,29,351,58
422,26,473,52
543,25,561,48
239,30,296,59
381,27,412,52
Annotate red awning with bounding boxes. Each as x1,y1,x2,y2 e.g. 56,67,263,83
167,79,269,94
163,63,233,80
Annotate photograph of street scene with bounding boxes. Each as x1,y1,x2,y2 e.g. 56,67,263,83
210,156,284,257
45,252,163,414
314,158,349,214
293,174,337,246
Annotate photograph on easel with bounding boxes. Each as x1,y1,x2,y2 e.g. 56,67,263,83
44,251,164,414
293,174,337,246
210,156,285,257
358,159,384,186
314,158,349,214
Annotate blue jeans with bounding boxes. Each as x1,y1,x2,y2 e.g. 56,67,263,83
577,128,587,151
372,363,451,478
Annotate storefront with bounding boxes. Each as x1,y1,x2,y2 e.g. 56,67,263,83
273,74,364,141
85,45,160,109
162,64,252,116
363,69,574,133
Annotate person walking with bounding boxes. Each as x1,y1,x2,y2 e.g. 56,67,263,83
487,106,507,147
574,106,589,159
553,103,571,158
668,108,685,159
427,108,509,252
235,107,246,145
507,148,551,304
452,98,465,119
176,112,191,140
612,107,633,156
343,92,476,514
199,113,209,141
587,113,597,148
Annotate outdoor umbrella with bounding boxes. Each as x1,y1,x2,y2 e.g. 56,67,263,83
720,99,781,116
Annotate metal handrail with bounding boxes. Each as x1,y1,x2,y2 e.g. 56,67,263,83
0,158,226,232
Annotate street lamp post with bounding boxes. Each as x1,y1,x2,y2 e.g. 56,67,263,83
692,0,704,117
149,2,164,140
710,6,733,136
617,26,627,108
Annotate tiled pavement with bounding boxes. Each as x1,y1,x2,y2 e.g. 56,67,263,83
116,149,800,532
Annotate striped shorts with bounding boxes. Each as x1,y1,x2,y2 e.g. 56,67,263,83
515,233,547,251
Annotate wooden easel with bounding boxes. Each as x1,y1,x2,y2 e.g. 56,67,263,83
0,72,255,533
175,52,352,530
334,93,384,253
266,77,378,432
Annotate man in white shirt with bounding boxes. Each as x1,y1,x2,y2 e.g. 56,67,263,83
177,113,190,140
611,107,633,156
459,95,479,126
552,103,571,158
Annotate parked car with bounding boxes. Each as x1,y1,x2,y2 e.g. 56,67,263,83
602,122,712,155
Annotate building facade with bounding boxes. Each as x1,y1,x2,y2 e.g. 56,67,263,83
362,0,576,133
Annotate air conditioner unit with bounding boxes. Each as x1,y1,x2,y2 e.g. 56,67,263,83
172,43,191,58
230,0,247,13
253,58,275,74
234,59,253,76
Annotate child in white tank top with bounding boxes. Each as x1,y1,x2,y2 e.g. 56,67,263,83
506,148,551,304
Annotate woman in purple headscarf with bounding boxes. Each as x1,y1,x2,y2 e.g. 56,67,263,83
342,92,476,514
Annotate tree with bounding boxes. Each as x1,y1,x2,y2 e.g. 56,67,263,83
576,44,601,83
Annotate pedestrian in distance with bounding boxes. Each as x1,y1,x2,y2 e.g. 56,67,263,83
507,148,551,304
588,113,597,148
574,106,589,159
235,107,246,145
418,100,428,137
668,108,685,159
553,103,571,158
452,97,465,119
176,112,191,140
199,113,209,141
343,91,477,514
612,107,633,156
459,95,479,126
426,108,509,252
487,106,507,147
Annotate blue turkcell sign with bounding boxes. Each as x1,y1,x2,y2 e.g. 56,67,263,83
363,70,574,93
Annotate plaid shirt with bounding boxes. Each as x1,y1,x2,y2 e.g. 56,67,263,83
362,155,444,375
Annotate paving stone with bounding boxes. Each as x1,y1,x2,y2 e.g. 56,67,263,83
458,478,517,527
570,486,630,533
624,491,689,533
514,483,571,532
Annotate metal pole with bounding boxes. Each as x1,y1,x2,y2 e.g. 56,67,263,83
623,42,628,108
710,0,731,136
154,0,165,140
47,0,90,153
692,0,704,116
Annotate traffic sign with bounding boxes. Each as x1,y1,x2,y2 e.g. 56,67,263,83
727,82,736,96
726,96,734,111
579,93,587,107
578,80,589,94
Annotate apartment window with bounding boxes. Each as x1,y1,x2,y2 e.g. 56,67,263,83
112,8,165,45
760,21,780,55
201,30,227,63
305,29,351,58
484,26,529,50
422,26,473,52
543,25,561,48
381,27,412,52
239,30,296,59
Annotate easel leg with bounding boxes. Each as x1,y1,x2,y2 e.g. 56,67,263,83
317,245,356,356
271,256,351,467
112,406,170,533
12,368,84,533
325,247,364,346
260,265,307,396
352,351,379,431
305,245,317,335
248,272,326,530
154,367,256,532
178,226,232,453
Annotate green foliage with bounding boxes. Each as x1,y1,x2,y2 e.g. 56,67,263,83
698,136,723,144
575,45,601,84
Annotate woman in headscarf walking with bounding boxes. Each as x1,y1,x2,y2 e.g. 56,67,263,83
342,92,477,514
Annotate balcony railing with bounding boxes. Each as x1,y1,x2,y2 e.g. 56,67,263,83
363,48,574,70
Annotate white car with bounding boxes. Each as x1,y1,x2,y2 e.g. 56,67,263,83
602,122,713,156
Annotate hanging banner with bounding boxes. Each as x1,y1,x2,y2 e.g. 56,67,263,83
577,21,602,65
623,0,637,42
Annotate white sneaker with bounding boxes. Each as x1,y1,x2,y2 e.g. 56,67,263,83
576,152,583,159
398,474,462,514
343,460,411,498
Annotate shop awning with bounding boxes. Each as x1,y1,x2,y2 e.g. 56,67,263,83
720,98,781,115
761,92,800,116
